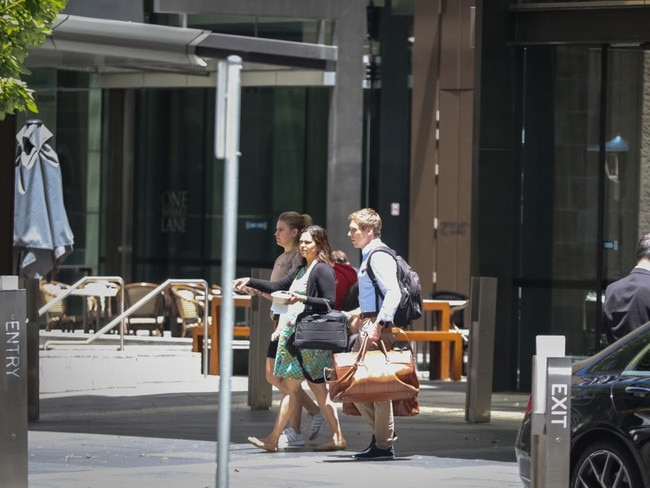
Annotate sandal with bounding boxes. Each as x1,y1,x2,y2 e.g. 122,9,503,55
248,436,278,452
313,435,347,452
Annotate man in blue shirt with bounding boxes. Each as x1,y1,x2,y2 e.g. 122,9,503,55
347,208,401,460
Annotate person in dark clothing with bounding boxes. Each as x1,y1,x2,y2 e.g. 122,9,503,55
603,233,650,344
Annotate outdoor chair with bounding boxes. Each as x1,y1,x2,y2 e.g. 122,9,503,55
39,280,80,332
170,284,209,338
122,282,167,336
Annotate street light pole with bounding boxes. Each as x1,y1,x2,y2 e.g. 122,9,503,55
215,55,242,488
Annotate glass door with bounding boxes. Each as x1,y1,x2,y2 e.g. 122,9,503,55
515,45,646,390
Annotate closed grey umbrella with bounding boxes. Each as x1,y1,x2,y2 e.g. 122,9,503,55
13,120,74,279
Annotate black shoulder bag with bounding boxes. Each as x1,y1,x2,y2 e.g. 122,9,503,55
293,302,349,353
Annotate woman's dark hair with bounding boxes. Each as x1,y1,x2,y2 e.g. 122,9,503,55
302,225,333,265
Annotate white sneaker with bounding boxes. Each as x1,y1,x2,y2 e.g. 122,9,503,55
308,412,326,441
280,427,305,447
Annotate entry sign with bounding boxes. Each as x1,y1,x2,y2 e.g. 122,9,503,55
0,288,27,488
545,356,572,487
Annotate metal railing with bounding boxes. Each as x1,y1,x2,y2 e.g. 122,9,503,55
40,275,125,345
41,278,209,375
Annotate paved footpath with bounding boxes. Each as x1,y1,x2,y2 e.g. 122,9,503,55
27,376,528,488
29,431,522,488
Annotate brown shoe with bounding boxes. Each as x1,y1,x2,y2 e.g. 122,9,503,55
313,436,347,452
248,436,278,452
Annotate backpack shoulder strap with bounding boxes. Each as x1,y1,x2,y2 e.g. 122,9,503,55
366,245,395,303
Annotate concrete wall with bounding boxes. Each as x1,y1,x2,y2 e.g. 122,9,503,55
40,346,248,394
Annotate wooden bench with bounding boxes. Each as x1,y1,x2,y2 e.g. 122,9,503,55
393,328,464,381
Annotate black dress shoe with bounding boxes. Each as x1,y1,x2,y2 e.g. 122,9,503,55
355,435,376,456
353,444,395,461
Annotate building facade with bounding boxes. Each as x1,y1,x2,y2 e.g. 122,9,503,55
479,1,650,390
4,0,650,391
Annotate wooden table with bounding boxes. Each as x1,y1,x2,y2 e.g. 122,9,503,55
419,299,469,381
192,294,251,375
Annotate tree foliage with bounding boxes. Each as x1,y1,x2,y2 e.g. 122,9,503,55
0,0,68,120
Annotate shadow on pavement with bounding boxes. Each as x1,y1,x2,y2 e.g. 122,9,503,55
30,380,528,463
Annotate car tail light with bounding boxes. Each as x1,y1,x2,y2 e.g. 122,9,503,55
524,394,532,415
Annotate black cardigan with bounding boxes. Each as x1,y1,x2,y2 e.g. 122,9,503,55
248,261,336,312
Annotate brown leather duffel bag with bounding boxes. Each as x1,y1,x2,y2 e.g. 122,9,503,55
325,330,419,404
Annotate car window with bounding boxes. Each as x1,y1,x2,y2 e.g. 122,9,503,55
623,345,650,374
590,340,648,374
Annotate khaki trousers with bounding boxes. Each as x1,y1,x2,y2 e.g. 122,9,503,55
351,318,396,450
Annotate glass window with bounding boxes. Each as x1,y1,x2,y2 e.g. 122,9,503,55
186,15,333,44
630,348,650,373
602,48,644,283
515,45,648,390
24,71,331,292
131,86,330,285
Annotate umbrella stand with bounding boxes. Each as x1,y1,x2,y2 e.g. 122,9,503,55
25,277,39,421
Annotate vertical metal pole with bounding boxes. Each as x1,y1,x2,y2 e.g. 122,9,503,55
0,276,27,488
26,278,39,421
215,62,227,161
216,55,242,488
465,276,497,423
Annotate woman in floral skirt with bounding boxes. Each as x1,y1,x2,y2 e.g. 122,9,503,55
233,225,346,452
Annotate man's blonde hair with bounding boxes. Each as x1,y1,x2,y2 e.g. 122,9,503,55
348,208,382,237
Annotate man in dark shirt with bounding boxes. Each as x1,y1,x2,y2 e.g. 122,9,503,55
603,233,650,344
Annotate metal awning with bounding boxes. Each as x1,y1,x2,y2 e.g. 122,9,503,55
26,14,337,75
27,15,212,73
196,33,336,71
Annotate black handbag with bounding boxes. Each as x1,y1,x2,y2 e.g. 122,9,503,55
293,303,349,352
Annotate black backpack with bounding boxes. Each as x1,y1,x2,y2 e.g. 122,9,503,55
366,246,423,327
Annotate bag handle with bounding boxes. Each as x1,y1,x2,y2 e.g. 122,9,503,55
359,338,391,366
356,329,410,366
300,298,334,318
